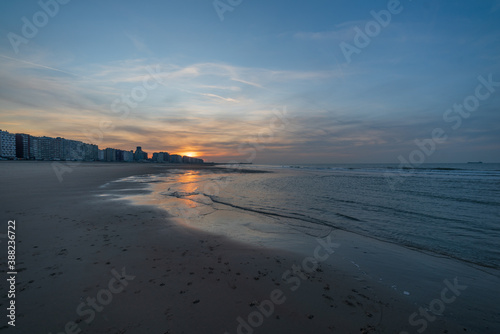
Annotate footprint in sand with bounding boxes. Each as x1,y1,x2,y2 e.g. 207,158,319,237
343,289,383,327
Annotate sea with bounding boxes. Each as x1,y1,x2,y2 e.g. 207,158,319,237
102,162,500,333
110,162,500,270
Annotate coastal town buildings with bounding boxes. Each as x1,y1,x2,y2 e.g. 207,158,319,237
0,130,16,158
99,148,134,162
105,148,117,162
98,149,105,161
182,155,204,164
21,135,98,161
152,152,169,163
169,154,183,163
0,129,204,164
15,133,30,159
123,150,134,162
134,146,148,161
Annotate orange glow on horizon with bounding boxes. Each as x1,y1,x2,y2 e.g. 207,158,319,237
180,151,198,157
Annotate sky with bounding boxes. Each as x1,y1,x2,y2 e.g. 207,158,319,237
0,0,499,163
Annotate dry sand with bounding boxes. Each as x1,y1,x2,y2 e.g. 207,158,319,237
0,161,488,333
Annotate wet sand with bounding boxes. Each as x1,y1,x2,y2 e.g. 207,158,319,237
0,161,494,333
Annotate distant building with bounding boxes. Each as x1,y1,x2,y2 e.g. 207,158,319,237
29,136,40,159
0,130,16,158
152,151,169,163
1,128,192,163
159,152,169,162
134,146,148,161
39,136,54,160
21,135,97,161
123,150,134,162
15,133,30,159
169,154,182,163
59,139,97,161
98,149,105,161
54,137,64,160
104,148,116,162
64,139,83,161
115,149,124,162
73,140,84,160
182,156,204,164
86,143,98,161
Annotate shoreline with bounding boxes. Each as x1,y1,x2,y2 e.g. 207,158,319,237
0,161,496,333
109,164,500,333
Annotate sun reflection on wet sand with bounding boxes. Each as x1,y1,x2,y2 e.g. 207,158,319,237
176,171,202,194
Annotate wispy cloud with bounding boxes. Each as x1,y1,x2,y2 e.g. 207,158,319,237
231,78,263,88
0,54,93,80
200,93,239,103
0,54,341,159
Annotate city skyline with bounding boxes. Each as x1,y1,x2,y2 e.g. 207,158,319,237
1,1,499,163
0,128,204,163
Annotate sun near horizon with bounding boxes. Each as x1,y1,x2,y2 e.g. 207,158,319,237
180,152,198,158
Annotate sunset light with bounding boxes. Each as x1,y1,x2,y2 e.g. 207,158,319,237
181,152,198,158
1,1,499,333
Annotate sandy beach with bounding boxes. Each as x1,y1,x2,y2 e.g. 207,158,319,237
0,161,496,333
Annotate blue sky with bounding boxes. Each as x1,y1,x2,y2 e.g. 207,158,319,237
0,0,499,163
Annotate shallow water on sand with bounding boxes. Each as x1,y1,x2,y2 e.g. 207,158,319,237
100,164,500,333
106,163,500,270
